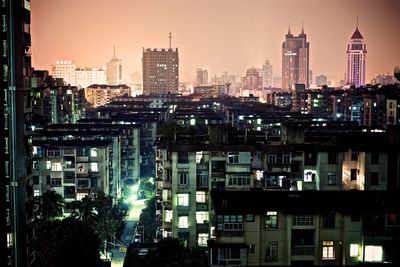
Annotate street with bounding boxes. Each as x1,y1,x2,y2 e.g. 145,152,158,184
110,182,147,267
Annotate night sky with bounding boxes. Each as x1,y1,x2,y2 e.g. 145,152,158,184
31,0,400,84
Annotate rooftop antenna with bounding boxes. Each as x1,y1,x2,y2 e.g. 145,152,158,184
113,45,115,58
288,23,291,34
301,21,304,34
356,16,359,28
169,32,172,49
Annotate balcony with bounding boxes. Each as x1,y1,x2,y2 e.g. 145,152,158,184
76,156,89,163
292,245,315,256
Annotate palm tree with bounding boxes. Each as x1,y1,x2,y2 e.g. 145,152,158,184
35,190,65,221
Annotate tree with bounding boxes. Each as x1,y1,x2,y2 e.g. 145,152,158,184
138,196,157,241
75,190,127,253
33,217,101,267
34,190,65,221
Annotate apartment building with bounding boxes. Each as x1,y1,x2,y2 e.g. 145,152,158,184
84,84,131,108
210,190,400,266
32,140,113,215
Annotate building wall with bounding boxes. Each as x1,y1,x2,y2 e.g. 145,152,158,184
142,48,179,95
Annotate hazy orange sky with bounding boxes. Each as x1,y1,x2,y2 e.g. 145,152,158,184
31,0,400,84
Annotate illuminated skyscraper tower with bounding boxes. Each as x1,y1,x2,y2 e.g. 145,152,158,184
346,22,367,87
142,33,179,95
282,25,309,90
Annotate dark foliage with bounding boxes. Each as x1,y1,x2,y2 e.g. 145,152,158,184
33,217,101,267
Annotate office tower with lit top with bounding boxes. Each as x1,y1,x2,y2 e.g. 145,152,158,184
346,23,367,87
142,33,179,95
282,26,309,90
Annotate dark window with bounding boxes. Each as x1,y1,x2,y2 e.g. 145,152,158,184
351,215,361,222
350,169,357,181
371,152,379,164
322,213,335,228
246,214,255,222
177,152,188,163
370,172,379,185
328,152,337,164
351,151,358,161
328,172,337,185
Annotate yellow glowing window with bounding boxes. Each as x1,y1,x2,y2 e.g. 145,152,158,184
350,244,359,257
364,245,383,262
322,241,335,260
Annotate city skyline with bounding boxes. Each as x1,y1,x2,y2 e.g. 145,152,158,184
31,0,400,84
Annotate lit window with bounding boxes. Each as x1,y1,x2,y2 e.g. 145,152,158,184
7,233,12,248
322,241,335,260
266,211,278,228
46,161,51,170
196,191,206,203
51,163,62,171
90,148,98,157
76,192,88,201
304,170,316,182
178,216,188,228
165,210,172,223
196,211,209,224
177,193,189,206
34,190,40,197
90,162,98,172
364,245,383,262
350,244,359,257
198,233,208,247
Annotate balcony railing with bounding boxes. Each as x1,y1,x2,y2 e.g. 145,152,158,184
292,245,315,256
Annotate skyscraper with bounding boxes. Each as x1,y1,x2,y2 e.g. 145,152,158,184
106,46,123,85
196,68,208,86
262,60,273,88
282,26,310,90
142,33,179,95
346,24,367,87
2,0,33,266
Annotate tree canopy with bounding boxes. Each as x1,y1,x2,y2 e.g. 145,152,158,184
33,190,65,221
33,217,101,267
75,190,127,244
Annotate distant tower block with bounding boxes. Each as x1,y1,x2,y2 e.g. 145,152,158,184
346,20,367,87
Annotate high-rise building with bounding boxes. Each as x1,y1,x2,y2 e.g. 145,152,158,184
316,74,328,86
52,61,107,88
244,67,262,90
142,33,179,95
346,24,367,87
2,0,33,266
196,68,208,86
52,60,76,85
262,60,273,88
106,47,123,85
74,67,107,88
282,26,310,90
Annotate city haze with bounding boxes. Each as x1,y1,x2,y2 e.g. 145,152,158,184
31,0,400,83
